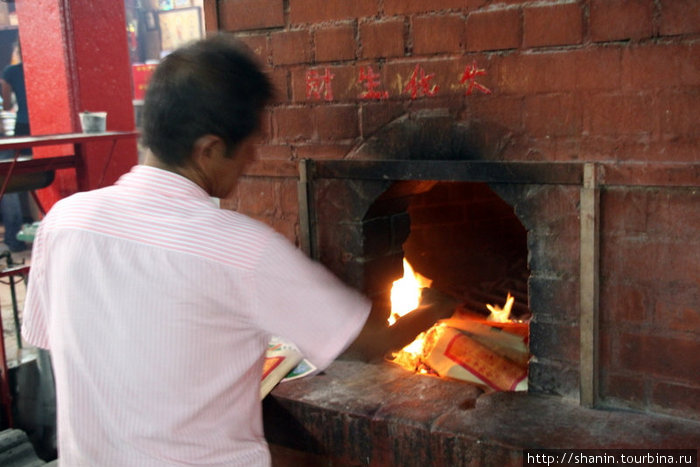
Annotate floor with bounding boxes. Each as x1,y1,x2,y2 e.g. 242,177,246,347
0,244,34,368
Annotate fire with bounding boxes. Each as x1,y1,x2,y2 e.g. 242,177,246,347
486,292,515,323
389,323,447,374
388,259,433,326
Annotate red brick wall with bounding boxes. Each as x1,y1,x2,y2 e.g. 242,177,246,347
217,0,700,419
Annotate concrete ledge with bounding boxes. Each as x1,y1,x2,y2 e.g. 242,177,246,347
263,360,700,467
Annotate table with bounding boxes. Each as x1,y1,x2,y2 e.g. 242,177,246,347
0,131,139,213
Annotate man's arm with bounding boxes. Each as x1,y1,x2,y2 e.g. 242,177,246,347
343,288,460,362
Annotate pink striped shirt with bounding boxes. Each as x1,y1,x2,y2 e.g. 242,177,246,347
22,165,370,466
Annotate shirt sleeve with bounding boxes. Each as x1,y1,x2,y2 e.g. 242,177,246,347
251,230,371,371
21,219,51,349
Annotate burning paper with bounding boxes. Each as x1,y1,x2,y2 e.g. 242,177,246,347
425,325,527,391
389,291,529,392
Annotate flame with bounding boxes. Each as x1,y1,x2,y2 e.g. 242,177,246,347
486,292,515,323
388,259,433,326
390,322,447,372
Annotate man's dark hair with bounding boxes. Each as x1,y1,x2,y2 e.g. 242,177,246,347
142,34,273,166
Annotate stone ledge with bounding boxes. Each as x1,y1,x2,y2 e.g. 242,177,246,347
263,360,700,467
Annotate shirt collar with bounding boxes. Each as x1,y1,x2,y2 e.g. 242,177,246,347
116,165,212,202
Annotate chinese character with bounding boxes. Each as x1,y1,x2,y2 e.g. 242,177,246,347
460,61,491,96
358,66,389,100
403,64,439,99
306,68,335,101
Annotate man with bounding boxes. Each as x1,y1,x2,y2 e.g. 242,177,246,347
0,41,30,252
22,35,371,466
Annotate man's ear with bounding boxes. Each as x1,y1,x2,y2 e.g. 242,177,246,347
191,134,225,171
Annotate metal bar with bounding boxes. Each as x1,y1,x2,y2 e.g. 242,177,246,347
8,276,21,350
580,163,600,408
0,299,13,427
0,150,22,203
312,160,584,185
96,138,120,188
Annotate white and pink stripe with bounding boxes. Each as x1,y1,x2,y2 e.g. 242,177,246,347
22,165,370,466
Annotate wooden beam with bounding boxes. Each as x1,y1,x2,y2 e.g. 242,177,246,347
580,163,600,407
297,159,314,258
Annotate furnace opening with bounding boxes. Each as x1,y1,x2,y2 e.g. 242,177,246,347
367,180,531,391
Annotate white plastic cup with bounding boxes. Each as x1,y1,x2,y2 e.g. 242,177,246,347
79,111,107,133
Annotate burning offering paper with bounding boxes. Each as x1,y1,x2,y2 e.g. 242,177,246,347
386,260,529,391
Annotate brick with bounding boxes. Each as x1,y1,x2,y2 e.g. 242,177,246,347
244,160,298,178
523,2,583,48
360,19,405,59
267,68,289,104
466,8,520,52
645,189,700,241
219,0,284,32
651,381,700,416
269,217,297,242
528,358,580,397
618,333,700,384
528,233,580,280
271,30,312,66
585,92,657,136
237,34,269,64
590,0,654,43
359,100,405,138
600,189,649,237
496,48,622,95
237,178,277,216
602,237,699,284
412,14,465,55
622,43,695,90
523,93,582,137
652,281,700,334
295,142,355,160
514,185,580,237
599,282,650,325
314,105,360,141
468,94,522,133
272,106,314,142
529,320,579,364
660,89,700,139
314,24,357,62
279,179,300,216
601,373,646,405
257,144,293,161
289,0,378,24
384,0,466,16
659,0,700,36
528,277,579,323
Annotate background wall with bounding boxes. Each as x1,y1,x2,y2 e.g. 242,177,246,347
217,0,699,420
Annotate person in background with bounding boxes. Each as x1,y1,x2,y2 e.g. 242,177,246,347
2,41,30,139
21,34,373,466
0,41,27,252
